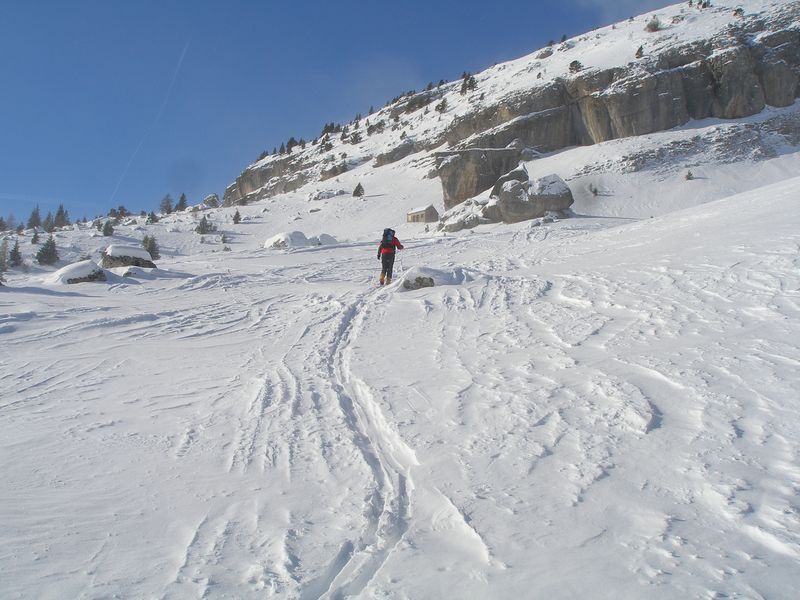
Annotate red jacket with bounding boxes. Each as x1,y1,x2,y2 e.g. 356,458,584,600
378,237,403,256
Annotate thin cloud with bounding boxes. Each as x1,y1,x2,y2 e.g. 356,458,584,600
569,0,675,23
108,41,190,206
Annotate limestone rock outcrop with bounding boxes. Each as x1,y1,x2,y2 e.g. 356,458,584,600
435,149,521,210
438,170,574,232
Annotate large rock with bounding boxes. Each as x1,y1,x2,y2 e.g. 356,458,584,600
438,172,574,231
223,155,308,206
402,276,435,290
373,139,418,167
101,245,156,269
435,148,521,210
495,175,574,223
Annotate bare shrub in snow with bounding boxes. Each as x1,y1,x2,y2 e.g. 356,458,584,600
645,17,662,32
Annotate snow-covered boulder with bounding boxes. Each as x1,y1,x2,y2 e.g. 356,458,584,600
438,172,573,231
494,174,574,223
101,245,157,269
264,231,338,249
307,189,347,202
313,234,337,246
46,260,106,285
399,266,472,291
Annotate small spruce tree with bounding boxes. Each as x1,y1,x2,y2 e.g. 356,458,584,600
141,235,161,260
175,193,188,212
636,45,644,58
233,209,241,224
9,240,23,267
685,170,695,180
36,235,59,265
102,220,114,237
159,194,174,215
0,239,8,275
43,212,56,233
31,229,40,244
569,60,583,73
27,205,41,229
353,183,365,197
195,215,215,234
54,204,70,228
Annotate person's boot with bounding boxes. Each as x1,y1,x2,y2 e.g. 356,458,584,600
386,276,392,284
379,275,385,285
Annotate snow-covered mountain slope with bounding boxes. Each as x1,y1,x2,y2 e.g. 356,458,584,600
2,171,799,598
222,0,798,210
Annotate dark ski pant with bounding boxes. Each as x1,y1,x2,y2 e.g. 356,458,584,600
380,253,396,281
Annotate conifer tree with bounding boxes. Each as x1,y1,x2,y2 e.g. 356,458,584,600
141,235,161,260
102,220,114,236
42,212,55,233
159,194,174,215
9,240,23,267
175,193,188,212
147,211,160,224
353,183,364,197
54,204,70,228
8,240,22,267
0,217,6,231
233,209,241,224
0,239,8,275
27,206,41,230
195,215,215,234
636,45,644,58
31,229,40,244
36,236,59,265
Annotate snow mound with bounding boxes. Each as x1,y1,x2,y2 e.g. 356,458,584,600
398,266,473,291
107,266,157,279
264,231,338,249
45,260,106,285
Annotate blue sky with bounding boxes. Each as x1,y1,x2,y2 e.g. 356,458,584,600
0,0,670,224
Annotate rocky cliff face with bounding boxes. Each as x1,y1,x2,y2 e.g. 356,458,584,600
450,28,798,152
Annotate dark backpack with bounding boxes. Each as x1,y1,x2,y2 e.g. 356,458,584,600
380,228,395,249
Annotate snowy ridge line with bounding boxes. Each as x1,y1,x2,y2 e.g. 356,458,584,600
308,288,418,600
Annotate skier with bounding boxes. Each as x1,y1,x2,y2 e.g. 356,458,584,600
377,228,403,285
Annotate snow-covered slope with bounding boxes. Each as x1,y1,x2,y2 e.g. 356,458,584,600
2,0,800,598
2,172,799,598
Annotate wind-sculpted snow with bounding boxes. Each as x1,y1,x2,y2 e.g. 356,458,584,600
1,178,800,598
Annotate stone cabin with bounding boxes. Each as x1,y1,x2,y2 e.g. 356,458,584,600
406,205,439,223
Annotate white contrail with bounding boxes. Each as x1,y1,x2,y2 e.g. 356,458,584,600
108,41,190,206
